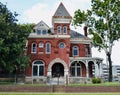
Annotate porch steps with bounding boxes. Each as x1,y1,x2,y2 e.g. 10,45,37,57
52,85,65,92
50,77,65,85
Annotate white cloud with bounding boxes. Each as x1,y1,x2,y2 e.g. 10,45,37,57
22,0,91,26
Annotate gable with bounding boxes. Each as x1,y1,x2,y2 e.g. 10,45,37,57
53,2,71,17
33,20,49,30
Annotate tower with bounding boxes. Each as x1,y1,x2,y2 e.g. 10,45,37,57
52,2,72,35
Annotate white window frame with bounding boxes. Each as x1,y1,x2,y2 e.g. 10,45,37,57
63,26,67,34
32,60,44,77
70,62,82,77
72,46,79,56
39,42,44,48
31,43,37,53
46,42,51,54
57,26,61,34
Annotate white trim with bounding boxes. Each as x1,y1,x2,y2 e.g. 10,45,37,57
70,38,92,44
52,18,71,24
63,26,67,34
29,33,70,38
39,42,44,48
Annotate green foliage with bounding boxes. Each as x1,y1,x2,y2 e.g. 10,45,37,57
92,78,102,84
0,2,34,75
73,0,120,82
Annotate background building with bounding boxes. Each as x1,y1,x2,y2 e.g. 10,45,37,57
102,64,120,82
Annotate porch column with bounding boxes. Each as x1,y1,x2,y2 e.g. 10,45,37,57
99,62,103,78
94,60,99,78
47,70,51,77
85,60,89,78
64,69,69,84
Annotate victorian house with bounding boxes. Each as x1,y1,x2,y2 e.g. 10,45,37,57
26,2,103,84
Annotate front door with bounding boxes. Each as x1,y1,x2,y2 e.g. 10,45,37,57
52,63,64,77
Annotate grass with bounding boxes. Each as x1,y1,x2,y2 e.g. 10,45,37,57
68,82,120,86
0,81,120,87
0,93,120,95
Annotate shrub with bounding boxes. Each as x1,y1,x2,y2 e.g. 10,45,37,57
92,78,101,84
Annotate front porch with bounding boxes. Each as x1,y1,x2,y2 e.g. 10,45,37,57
69,57,103,79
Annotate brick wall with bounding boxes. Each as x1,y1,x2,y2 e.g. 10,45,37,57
0,85,120,92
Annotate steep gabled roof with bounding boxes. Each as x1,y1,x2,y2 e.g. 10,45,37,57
53,2,71,18
33,20,49,30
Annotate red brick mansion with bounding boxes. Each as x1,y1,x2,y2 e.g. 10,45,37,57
26,3,103,84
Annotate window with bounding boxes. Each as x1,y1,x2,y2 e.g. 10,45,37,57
72,46,79,56
46,43,51,54
33,60,44,76
85,45,90,57
70,62,81,77
42,30,47,35
32,43,37,53
63,26,67,34
39,42,44,48
57,26,61,34
59,42,65,49
37,30,41,35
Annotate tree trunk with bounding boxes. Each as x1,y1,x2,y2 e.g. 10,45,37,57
107,52,112,82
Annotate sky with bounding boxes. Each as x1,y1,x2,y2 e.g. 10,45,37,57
0,0,120,65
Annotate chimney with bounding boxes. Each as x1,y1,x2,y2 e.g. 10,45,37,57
84,26,87,37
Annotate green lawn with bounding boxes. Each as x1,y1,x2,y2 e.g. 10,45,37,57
0,93,120,95
68,82,120,86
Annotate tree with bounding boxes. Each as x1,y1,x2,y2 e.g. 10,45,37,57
0,2,34,77
73,0,120,82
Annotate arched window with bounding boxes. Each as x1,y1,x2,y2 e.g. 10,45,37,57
31,43,37,53
33,60,44,76
39,42,44,48
70,62,81,77
72,46,79,56
63,26,67,34
46,42,51,54
57,26,61,34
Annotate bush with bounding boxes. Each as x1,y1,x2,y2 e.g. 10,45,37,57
92,78,101,84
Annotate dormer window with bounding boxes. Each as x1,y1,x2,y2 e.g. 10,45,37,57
36,29,47,35
37,30,41,35
42,30,47,35
63,26,67,34
57,26,61,34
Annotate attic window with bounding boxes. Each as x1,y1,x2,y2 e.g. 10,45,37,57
37,30,41,35
40,24,44,26
42,30,47,35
